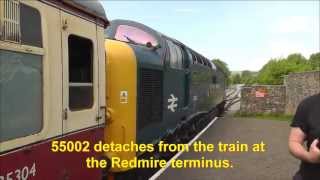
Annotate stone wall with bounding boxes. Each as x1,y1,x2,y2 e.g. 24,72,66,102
284,71,320,114
239,71,320,115
240,85,286,114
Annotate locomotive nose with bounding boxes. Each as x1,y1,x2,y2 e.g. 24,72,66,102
104,39,138,173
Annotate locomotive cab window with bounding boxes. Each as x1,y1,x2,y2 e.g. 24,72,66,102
115,25,158,47
68,35,93,111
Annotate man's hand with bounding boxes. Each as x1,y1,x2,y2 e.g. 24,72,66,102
307,139,320,163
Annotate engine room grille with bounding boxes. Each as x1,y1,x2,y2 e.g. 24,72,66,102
137,68,163,130
0,0,21,43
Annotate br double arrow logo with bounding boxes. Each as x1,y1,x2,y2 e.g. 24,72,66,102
168,94,178,112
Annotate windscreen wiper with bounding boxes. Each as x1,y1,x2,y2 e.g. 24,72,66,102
123,35,138,45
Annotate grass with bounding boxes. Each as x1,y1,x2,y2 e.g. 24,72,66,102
233,111,293,122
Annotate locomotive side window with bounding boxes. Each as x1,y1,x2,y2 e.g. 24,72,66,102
0,50,42,142
68,35,93,111
203,58,209,66
191,52,197,64
167,40,183,69
196,54,203,64
20,3,42,47
167,40,177,67
185,49,193,68
115,25,158,46
175,44,183,68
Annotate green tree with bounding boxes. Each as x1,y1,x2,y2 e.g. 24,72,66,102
212,59,231,85
309,52,320,70
256,53,312,85
230,74,240,84
212,59,231,76
241,70,256,85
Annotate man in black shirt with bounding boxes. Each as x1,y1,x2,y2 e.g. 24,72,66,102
289,93,320,180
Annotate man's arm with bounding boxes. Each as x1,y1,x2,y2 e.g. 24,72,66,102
289,127,320,163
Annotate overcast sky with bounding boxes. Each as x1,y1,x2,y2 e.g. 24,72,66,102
101,1,319,71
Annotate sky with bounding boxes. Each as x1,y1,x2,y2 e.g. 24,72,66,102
101,1,320,71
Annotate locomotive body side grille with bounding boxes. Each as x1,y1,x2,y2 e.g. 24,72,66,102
137,68,163,130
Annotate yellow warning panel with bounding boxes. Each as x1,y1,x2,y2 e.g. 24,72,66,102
105,39,137,172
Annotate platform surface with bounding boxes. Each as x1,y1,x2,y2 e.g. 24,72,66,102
158,110,299,180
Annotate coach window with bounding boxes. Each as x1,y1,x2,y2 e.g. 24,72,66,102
0,51,43,142
68,35,93,111
115,25,158,46
0,2,43,142
20,3,42,47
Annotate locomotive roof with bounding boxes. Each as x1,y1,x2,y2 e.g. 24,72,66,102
107,19,218,70
106,19,162,38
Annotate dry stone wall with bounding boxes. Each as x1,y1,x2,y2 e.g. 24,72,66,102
240,71,320,115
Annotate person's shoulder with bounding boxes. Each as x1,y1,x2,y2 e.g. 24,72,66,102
299,93,320,108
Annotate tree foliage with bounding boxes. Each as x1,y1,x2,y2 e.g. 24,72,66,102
211,52,319,86
309,52,320,70
256,53,312,85
212,59,231,84
230,52,320,85
230,73,241,84
230,71,256,85
212,59,231,77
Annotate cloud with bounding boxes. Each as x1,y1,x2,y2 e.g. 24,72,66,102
173,8,198,13
271,16,314,33
268,39,317,59
267,15,319,61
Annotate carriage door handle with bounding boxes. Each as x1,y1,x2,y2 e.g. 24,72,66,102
63,108,68,120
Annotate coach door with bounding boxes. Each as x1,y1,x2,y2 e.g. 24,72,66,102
61,12,99,133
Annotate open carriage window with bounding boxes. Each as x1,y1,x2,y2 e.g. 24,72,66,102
68,35,93,111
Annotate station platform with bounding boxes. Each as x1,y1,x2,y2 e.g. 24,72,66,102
154,110,298,180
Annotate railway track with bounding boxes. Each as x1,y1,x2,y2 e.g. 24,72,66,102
144,89,241,180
